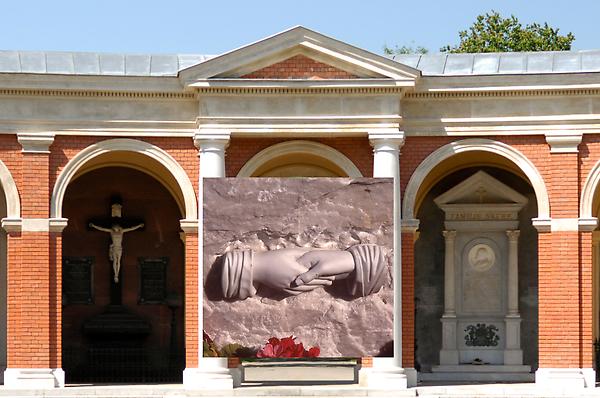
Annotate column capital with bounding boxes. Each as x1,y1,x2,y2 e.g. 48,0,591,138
442,230,457,240
506,230,520,241
180,219,199,234
1,217,22,233
49,217,69,233
193,130,231,151
401,218,420,233
368,130,405,150
545,130,582,154
17,132,55,154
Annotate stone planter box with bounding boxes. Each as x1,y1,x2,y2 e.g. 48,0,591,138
241,358,358,384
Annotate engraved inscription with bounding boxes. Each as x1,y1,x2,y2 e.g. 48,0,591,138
139,257,168,304
63,257,94,304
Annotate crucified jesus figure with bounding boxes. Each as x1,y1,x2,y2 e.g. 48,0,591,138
89,222,144,283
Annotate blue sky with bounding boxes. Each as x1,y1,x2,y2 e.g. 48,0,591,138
2,0,599,55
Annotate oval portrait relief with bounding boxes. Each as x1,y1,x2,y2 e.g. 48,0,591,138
467,243,496,272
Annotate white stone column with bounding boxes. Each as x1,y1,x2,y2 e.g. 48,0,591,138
440,230,459,365
504,230,523,365
506,230,520,316
365,130,408,389
183,130,233,390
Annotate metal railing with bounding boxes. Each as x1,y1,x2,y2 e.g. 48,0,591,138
63,346,184,383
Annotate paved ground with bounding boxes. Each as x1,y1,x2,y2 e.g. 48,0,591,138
1,383,600,398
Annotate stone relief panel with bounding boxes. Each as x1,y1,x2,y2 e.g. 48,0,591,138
203,178,393,357
460,236,504,314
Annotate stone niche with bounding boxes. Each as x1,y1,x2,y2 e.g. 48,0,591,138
431,171,531,380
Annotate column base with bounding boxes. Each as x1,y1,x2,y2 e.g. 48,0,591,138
535,368,595,389
183,358,233,390
4,368,64,388
439,349,459,365
503,349,523,365
359,358,407,389
404,367,417,387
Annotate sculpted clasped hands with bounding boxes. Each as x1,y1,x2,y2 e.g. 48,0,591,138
220,244,387,300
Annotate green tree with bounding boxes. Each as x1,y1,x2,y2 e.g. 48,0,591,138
383,42,428,56
441,10,575,53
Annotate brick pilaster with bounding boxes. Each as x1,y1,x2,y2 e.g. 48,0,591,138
401,232,415,368
538,147,591,368
7,136,57,370
184,232,199,368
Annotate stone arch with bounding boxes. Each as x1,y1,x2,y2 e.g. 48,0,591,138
236,140,363,177
580,159,600,220
402,138,550,221
0,159,20,221
51,138,197,222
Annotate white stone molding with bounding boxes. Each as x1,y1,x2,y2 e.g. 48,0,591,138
17,132,55,154
366,130,407,389
4,368,64,388
579,217,598,232
179,219,199,234
533,217,598,232
183,359,233,390
535,368,595,389
237,140,363,178
49,218,68,233
1,218,22,233
50,139,198,223
180,26,420,84
402,138,550,222
545,131,583,153
401,218,420,233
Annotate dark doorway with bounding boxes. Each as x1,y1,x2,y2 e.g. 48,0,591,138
62,167,185,383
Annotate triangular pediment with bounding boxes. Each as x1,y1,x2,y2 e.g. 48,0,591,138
434,171,528,207
179,26,420,86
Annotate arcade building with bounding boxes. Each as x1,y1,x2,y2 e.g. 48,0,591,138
0,26,599,389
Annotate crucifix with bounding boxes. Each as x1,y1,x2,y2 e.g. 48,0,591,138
88,198,144,303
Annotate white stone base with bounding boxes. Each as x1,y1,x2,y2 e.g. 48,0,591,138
535,368,595,389
183,359,233,390
423,364,533,382
3,368,64,388
404,367,417,387
359,358,407,389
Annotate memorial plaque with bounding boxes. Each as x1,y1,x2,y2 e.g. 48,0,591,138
139,257,168,304
63,256,94,304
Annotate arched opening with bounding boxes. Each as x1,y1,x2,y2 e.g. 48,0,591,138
237,140,363,177
407,147,541,382
581,161,600,373
61,152,189,383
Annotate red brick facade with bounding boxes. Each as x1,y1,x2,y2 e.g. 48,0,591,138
242,54,357,79
2,132,598,376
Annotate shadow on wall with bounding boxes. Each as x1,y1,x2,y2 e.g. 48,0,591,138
414,166,538,372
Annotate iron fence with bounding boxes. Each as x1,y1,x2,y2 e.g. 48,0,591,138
63,346,184,384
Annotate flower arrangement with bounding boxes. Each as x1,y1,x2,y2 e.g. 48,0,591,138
256,336,320,358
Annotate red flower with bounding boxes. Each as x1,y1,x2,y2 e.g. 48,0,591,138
307,347,320,358
256,336,320,358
